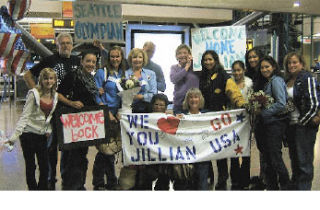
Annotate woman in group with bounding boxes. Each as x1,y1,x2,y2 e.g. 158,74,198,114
245,47,264,81
58,51,99,190
170,44,199,114
253,56,290,190
5,68,58,190
284,52,320,190
92,46,128,190
177,87,210,190
199,50,245,190
125,48,157,114
245,47,267,189
231,60,253,190
121,48,157,190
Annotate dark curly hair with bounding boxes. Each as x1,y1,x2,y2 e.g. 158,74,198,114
254,56,283,91
200,50,225,89
245,47,264,80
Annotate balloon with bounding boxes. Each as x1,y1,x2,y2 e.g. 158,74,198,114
7,0,32,21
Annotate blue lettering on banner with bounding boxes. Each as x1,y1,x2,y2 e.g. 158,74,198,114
209,129,240,153
126,131,134,145
127,115,138,128
130,146,197,162
125,131,159,145
74,21,123,41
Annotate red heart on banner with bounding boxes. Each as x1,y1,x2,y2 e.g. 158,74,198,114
157,116,180,135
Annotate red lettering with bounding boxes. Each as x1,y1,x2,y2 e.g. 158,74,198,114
71,129,78,142
221,113,232,126
85,127,91,138
95,111,105,124
60,115,73,129
210,118,221,131
91,125,98,138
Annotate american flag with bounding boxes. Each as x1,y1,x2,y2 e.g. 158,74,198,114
7,0,31,21
6,36,29,75
0,32,21,59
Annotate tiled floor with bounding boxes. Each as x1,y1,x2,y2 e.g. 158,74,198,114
1,100,320,190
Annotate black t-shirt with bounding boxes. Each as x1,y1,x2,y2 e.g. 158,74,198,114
30,53,80,85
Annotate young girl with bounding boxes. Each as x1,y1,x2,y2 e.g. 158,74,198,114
6,68,58,190
253,56,290,190
231,60,253,190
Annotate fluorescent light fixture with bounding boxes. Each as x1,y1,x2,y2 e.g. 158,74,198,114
293,1,300,7
17,17,53,23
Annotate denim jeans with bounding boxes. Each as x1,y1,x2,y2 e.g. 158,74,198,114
255,119,289,190
92,152,117,189
47,133,58,186
193,161,213,190
294,124,317,190
20,133,48,190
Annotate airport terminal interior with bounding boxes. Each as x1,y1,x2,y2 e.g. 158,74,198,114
1,0,320,193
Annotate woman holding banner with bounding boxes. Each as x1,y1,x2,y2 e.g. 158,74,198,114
231,60,253,190
92,45,128,190
199,50,245,190
170,44,199,114
58,51,99,190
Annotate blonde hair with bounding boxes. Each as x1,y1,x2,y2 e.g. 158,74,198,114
36,68,57,97
127,48,148,67
182,88,205,110
175,44,191,59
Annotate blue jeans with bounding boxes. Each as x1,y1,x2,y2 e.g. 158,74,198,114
295,124,317,190
255,119,289,190
193,161,212,190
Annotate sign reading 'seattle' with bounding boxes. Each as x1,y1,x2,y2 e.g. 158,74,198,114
73,1,123,43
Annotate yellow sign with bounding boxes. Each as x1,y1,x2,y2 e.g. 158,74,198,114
30,23,54,39
53,19,73,28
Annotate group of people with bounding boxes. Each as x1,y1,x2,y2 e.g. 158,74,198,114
4,32,320,191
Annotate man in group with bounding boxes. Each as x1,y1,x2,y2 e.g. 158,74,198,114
143,41,166,92
23,33,81,190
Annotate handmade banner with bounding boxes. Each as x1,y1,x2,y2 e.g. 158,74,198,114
73,1,123,43
191,25,246,70
120,109,251,166
55,106,110,150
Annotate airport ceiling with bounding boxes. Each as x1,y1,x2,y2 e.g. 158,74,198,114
73,0,320,15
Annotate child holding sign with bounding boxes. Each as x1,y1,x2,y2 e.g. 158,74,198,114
5,68,58,190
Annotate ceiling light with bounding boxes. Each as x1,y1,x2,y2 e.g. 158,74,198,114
293,1,300,7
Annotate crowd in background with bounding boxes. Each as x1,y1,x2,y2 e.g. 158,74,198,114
4,32,320,191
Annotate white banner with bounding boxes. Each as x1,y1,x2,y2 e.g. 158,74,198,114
73,1,123,43
120,109,251,166
191,25,246,71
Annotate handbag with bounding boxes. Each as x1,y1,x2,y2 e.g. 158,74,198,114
96,121,122,155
